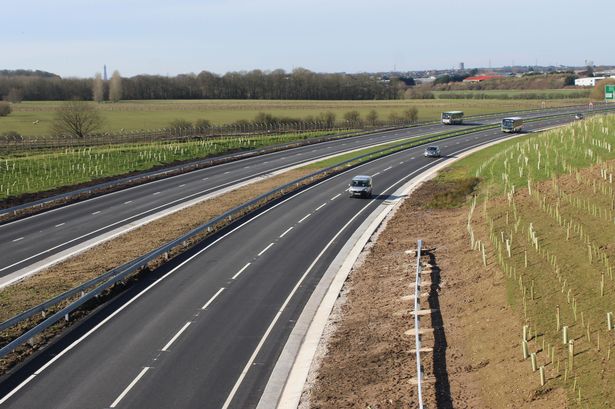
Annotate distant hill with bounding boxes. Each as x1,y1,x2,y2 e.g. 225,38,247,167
0,69,60,79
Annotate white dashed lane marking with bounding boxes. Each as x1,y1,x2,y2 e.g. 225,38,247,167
202,288,225,309
279,226,294,238
258,243,275,256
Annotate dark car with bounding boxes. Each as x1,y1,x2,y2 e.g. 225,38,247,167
424,146,441,158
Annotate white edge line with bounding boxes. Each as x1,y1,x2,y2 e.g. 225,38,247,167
0,375,36,405
269,131,538,409
0,129,534,405
221,181,383,409
7,165,355,397
109,367,151,408
258,243,275,257
279,227,293,239
161,322,192,352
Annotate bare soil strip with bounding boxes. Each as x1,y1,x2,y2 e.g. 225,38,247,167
301,180,567,408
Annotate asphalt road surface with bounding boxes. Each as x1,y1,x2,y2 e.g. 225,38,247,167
0,104,610,285
0,113,600,408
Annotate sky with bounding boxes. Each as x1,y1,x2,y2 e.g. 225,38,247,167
2,0,613,78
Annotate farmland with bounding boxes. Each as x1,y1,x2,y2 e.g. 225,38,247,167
444,114,615,406
0,98,588,137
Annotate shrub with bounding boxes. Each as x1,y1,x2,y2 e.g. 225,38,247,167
0,102,12,117
343,110,362,125
1,130,21,140
194,119,212,129
168,119,193,136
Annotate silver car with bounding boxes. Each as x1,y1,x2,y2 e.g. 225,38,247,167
348,175,373,198
424,146,441,158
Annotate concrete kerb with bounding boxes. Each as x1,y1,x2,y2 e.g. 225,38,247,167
259,128,546,409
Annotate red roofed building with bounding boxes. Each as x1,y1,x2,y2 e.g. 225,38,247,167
463,75,505,83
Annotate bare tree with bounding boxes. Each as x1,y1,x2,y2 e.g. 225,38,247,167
92,72,104,103
109,70,122,102
4,88,23,103
52,100,104,138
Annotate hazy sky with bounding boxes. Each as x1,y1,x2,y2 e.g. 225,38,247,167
3,0,613,78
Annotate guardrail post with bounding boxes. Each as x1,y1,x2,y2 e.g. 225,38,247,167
64,313,70,322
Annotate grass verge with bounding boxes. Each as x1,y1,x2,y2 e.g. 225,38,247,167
440,114,615,407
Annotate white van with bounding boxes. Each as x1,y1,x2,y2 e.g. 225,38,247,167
348,175,373,198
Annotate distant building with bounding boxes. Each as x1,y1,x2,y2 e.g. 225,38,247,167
575,77,607,87
459,62,465,71
462,75,505,83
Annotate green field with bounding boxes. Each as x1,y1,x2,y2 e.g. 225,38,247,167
0,98,586,137
0,131,338,200
444,114,615,406
433,89,591,100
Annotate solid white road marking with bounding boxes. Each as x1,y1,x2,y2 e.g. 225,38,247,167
161,322,192,352
1,131,518,404
55,223,65,228
330,193,341,201
258,243,275,256
92,211,101,215
298,214,311,223
279,227,294,238
110,367,151,408
12,237,23,242
315,203,326,212
0,375,36,405
202,287,225,309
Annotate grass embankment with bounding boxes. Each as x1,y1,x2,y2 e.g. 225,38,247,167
439,114,615,407
0,98,585,136
0,130,341,201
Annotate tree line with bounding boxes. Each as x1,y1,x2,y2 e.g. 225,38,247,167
0,68,402,102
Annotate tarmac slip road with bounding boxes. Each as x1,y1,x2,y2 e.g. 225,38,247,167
0,104,608,287
0,115,582,409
